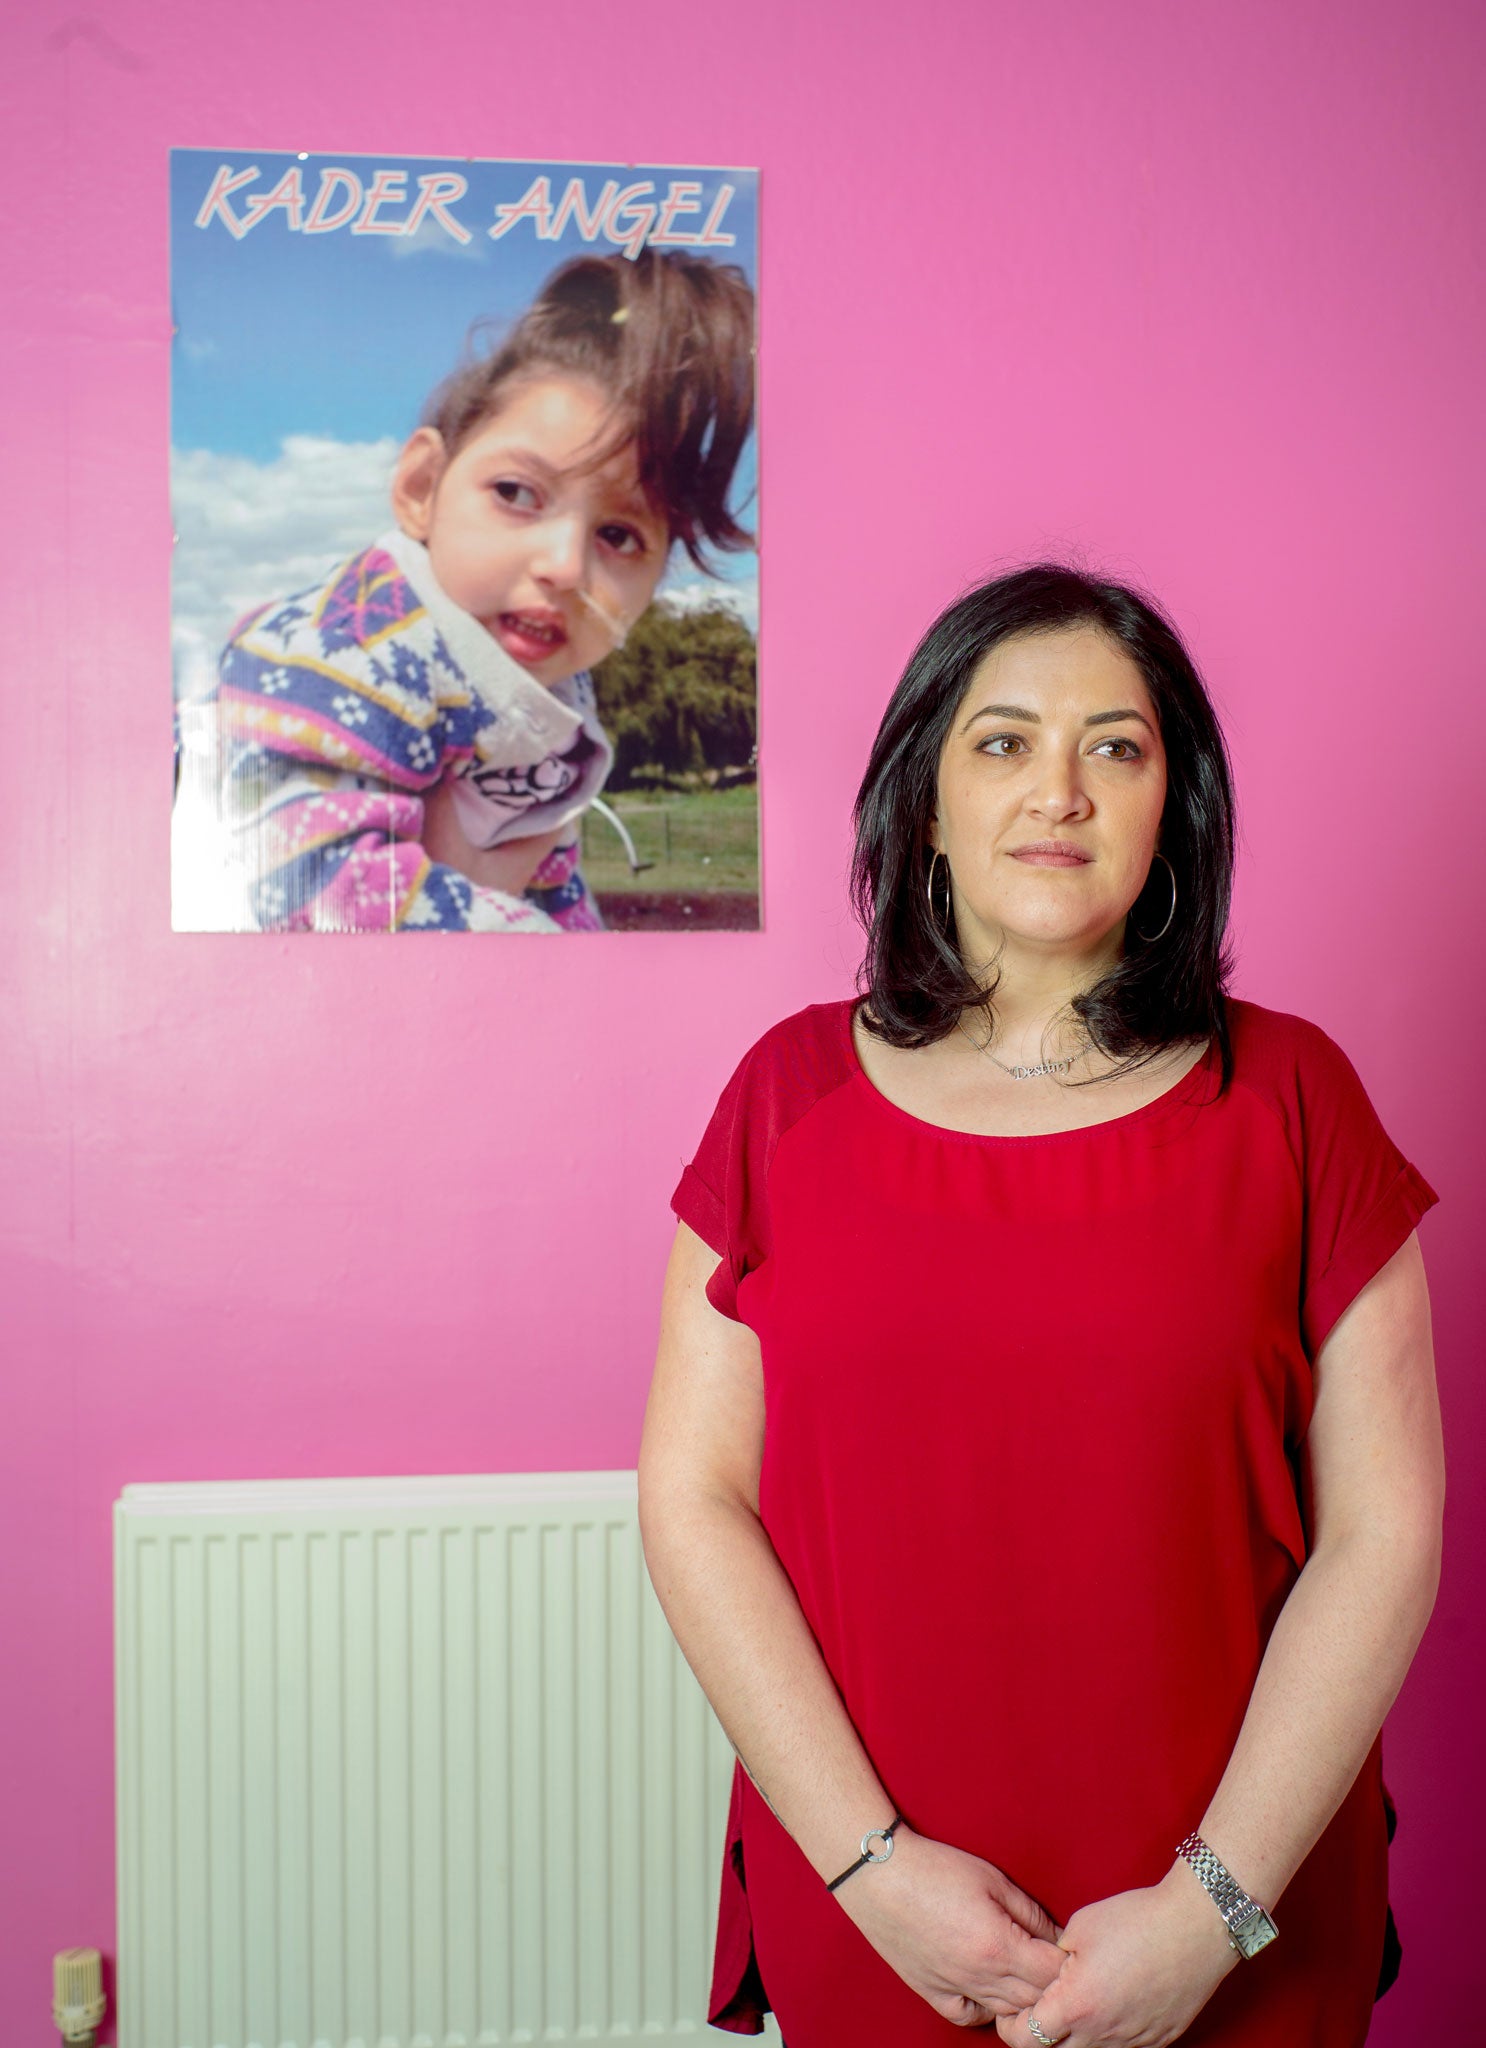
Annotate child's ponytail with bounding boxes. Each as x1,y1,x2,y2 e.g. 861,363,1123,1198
424,249,756,571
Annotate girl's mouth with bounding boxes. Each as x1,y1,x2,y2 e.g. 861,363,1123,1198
495,611,568,664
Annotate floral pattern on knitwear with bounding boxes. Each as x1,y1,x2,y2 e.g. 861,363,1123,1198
316,550,425,653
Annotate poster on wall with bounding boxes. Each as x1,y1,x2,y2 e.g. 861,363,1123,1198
170,149,759,933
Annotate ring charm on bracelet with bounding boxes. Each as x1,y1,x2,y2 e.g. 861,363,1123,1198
824,1813,904,1891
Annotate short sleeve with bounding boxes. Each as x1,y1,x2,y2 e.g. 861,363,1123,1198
670,1042,766,1323
1294,1024,1440,1361
669,1003,855,1324
671,1011,798,1318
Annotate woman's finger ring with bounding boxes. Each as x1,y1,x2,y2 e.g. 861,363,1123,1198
1026,2018,1061,2047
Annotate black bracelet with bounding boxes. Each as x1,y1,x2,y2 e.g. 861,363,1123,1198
825,1814,904,1892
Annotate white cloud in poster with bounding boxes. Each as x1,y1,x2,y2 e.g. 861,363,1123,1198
660,574,759,635
388,216,487,261
172,435,399,697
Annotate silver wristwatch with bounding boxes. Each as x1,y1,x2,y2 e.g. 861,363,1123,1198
1175,1832,1278,1959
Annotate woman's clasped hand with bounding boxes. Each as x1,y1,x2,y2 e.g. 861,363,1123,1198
839,1825,1240,2044
992,1870,1241,2048
830,1823,1068,2024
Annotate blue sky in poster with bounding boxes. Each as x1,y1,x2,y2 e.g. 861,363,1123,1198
169,149,758,675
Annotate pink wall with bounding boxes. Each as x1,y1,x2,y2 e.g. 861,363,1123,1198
3,0,1481,2035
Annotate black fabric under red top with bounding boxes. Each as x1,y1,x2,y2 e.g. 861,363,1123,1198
670,995,1439,2047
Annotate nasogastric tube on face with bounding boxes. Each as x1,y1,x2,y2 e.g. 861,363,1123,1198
575,583,633,652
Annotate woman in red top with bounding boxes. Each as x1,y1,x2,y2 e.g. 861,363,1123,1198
638,566,1442,2047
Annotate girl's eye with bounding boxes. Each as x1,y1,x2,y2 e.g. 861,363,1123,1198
979,734,1027,757
598,522,647,559
1094,738,1143,761
492,478,539,511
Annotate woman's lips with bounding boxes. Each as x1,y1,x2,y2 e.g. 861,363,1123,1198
1011,849,1091,867
495,611,568,664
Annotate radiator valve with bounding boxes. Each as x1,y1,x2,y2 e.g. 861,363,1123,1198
53,1949,105,2046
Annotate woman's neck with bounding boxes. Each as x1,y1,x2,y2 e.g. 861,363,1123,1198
963,928,1121,1057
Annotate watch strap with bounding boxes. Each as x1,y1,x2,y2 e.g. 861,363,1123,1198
1175,1831,1278,1957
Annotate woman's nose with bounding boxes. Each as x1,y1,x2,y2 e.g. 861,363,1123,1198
1029,753,1092,818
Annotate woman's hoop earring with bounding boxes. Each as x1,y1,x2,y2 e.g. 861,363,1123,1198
1130,851,1177,943
926,849,951,934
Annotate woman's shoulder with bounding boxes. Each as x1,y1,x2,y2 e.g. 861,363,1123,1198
732,995,858,1079
1226,994,1354,1069
1222,995,1380,1131
713,997,859,1125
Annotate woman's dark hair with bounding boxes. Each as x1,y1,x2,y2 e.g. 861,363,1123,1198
850,563,1238,1092
421,248,755,571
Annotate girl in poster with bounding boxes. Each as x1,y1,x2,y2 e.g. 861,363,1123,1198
204,245,754,931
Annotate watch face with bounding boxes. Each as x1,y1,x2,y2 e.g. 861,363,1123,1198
1232,1906,1279,1958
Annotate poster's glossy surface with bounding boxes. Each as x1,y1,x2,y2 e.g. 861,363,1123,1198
171,150,759,932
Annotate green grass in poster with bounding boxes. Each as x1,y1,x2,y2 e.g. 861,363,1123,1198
581,785,760,929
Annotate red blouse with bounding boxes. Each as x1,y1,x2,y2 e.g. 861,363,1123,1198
670,996,1439,2047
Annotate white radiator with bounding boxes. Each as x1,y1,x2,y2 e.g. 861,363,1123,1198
115,1472,770,2048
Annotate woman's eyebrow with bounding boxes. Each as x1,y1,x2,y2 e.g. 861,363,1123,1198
962,702,1156,736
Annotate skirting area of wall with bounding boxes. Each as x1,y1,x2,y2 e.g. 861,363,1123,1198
114,1472,760,2047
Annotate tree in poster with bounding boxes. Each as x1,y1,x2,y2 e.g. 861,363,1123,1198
593,600,757,788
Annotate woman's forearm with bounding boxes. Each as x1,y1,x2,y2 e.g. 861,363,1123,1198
639,1484,894,1885
1189,1523,1440,1911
